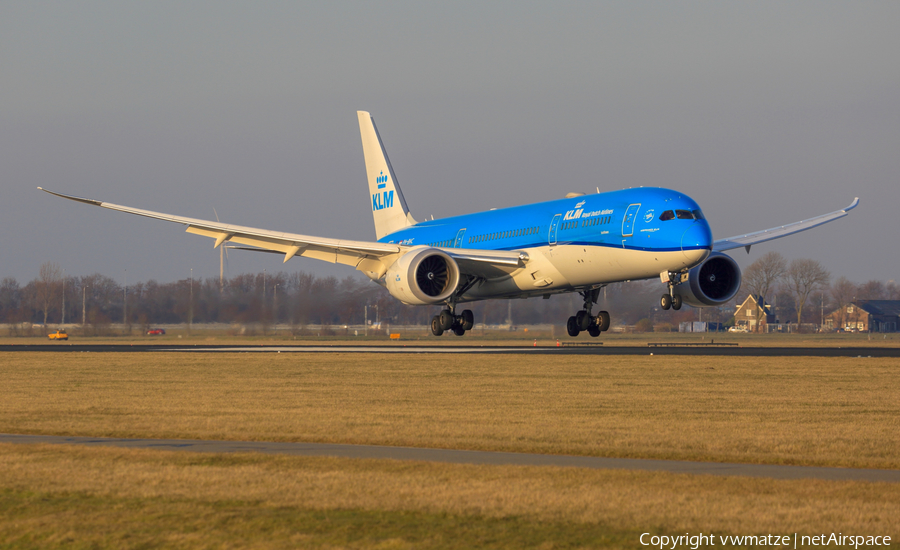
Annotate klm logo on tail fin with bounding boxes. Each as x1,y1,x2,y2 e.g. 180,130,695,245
373,170,393,210
373,190,394,211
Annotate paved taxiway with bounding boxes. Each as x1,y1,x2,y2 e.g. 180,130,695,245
2,434,897,483
4,343,900,356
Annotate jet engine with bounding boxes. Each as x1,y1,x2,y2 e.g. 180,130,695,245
384,247,461,305
673,252,742,307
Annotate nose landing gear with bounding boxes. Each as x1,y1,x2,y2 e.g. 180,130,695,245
660,270,686,311
660,293,682,311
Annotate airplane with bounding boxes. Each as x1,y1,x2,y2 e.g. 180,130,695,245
39,111,859,337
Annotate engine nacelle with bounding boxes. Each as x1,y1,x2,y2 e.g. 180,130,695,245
384,247,461,305
673,252,742,307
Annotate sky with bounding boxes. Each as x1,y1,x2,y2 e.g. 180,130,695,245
2,2,898,288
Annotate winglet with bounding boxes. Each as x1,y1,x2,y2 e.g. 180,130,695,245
845,197,860,211
38,187,103,207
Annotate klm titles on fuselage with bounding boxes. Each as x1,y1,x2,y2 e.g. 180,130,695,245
564,207,614,220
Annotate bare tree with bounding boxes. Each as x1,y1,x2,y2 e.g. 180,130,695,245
0,277,22,324
35,262,62,325
857,280,886,300
829,276,857,330
786,259,830,329
741,251,787,332
887,280,899,300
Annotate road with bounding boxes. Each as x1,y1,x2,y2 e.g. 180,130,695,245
2,434,897,483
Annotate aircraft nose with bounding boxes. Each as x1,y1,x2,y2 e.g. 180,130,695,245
682,222,712,263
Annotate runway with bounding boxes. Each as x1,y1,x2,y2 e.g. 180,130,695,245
2,433,897,483
3,343,900,356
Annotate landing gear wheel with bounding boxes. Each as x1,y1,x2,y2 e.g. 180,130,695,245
461,309,475,331
661,294,672,310
431,315,444,336
576,310,591,331
566,316,580,337
439,310,454,330
587,325,601,337
452,325,466,336
597,311,610,332
672,294,683,310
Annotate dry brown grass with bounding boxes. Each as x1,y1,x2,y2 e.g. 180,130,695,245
1,352,898,469
1,443,897,547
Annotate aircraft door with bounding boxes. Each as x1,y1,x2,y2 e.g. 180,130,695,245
454,228,466,248
548,214,561,246
622,204,641,237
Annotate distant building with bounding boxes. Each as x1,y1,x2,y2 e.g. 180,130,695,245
825,300,900,332
733,295,776,332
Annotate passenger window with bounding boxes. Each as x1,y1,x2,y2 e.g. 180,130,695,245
676,210,694,220
660,210,675,221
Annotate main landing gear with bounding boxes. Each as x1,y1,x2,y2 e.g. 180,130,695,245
431,307,475,336
566,288,610,337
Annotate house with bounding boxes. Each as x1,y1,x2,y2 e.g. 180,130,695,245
825,300,900,333
733,295,776,332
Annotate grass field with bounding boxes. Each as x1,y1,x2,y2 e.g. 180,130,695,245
2,444,897,549
2,352,898,468
1,351,898,548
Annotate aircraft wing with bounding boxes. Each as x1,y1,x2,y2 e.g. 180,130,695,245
713,197,859,253
38,188,527,279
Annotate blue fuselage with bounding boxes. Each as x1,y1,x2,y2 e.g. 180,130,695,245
380,187,712,257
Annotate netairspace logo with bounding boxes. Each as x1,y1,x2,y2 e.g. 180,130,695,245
639,533,892,550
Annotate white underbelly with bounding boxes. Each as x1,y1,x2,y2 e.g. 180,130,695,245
462,244,696,300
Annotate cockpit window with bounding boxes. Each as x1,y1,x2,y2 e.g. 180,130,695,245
659,210,675,221
692,209,705,220
676,209,694,220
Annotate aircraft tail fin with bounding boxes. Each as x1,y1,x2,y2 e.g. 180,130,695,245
358,111,416,240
